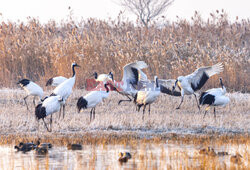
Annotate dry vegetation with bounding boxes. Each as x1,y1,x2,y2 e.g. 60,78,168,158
0,88,249,140
0,10,249,92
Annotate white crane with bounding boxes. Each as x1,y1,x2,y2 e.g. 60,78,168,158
17,79,44,111
46,76,68,86
110,61,148,104
77,83,110,121
50,62,80,118
35,95,64,132
199,78,230,118
93,72,113,83
172,63,224,110
134,76,161,120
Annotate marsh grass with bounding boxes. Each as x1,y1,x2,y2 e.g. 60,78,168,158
0,88,249,145
0,10,249,92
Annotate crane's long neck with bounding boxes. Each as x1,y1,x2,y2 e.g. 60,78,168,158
155,77,159,88
104,84,109,93
220,79,226,94
72,65,76,77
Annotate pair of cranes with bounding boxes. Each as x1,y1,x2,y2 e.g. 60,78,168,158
18,61,229,132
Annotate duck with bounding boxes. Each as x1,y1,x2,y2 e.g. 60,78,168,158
14,142,36,153
230,153,243,164
36,140,52,149
67,144,83,150
118,152,132,163
36,147,48,155
199,147,216,156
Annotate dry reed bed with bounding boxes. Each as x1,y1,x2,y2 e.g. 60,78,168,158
0,88,249,145
0,10,249,91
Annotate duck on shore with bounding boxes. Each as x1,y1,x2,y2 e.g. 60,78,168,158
67,144,83,150
118,152,132,163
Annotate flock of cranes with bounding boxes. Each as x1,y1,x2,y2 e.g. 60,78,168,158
17,61,230,132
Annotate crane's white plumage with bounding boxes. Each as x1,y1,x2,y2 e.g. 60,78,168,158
134,76,161,120
110,61,148,104
94,72,113,84
199,78,230,118
51,62,80,118
77,83,110,121
173,63,224,109
46,76,68,86
17,79,44,111
35,95,64,132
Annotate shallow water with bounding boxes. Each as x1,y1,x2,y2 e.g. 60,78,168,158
0,142,248,169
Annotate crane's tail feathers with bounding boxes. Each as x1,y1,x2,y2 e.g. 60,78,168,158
77,97,88,113
199,92,215,105
35,104,46,120
46,78,53,86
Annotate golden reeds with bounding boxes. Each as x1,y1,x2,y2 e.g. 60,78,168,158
0,10,249,92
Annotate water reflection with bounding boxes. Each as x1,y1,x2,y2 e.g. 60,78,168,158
0,143,248,169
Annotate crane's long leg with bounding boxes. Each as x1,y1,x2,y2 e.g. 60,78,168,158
59,107,62,119
33,96,36,107
176,95,184,109
90,108,94,121
24,95,29,111
118,95,132,105
213,107,216,119
193,93,200,110
93,107,96,120
203,106,210,118
50,114,53,131
42,118,51,132
142,105,147,120
62,104,65,119
148,104,151,115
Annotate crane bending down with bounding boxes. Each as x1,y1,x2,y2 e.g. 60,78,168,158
35,95,64,132
199,78,230,118
172,63,224,110
50,62,80,119
17,79,44,111
77,82,110,121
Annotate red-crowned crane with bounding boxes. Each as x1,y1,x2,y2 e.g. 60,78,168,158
134,76,161,120
199,78,230,118
77,83,110,121
50,62,80,118
172,63,224,110
17,79,44,111
35,95,64,132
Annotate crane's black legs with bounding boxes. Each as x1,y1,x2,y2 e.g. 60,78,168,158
193,93,200,110
42,118,52,132
148,104,151,115
90,108,94,121
142,105,147,120
93,107,96,120
62,104,65,119
176,95,184,109
213,107,216,118
33,96,36,107
203,110,208,118
118,95,132,105
24,95,29,111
